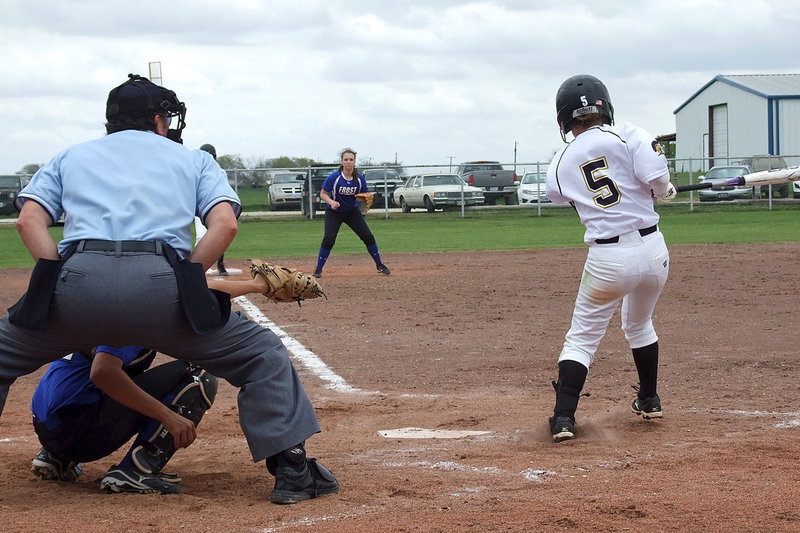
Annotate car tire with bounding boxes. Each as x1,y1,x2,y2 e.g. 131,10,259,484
423,196,435,213
267,193,277,211
400,197,411,213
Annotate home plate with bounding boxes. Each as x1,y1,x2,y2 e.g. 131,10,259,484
205,268,243,276
378,427,491,439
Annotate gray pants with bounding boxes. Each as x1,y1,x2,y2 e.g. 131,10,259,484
0,250,320,462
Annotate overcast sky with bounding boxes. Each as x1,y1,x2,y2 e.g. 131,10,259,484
1,0,798,173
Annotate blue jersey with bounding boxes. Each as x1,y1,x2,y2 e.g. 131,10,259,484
17,130,241,256
31,345,149,429
321,170,366,212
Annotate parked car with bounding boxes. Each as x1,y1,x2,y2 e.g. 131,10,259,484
794,180,800,198
737,155,790,198
362,168,405,208
393,173,484,212
516,172,550,204
301,166,335,216
267,172,305,210
0,175,23,215
698,165,755,201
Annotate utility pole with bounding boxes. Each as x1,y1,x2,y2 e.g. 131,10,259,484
448,155,455,173
513,141,518,175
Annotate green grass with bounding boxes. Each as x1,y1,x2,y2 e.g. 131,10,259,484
234,186,269,211
1,204,797,268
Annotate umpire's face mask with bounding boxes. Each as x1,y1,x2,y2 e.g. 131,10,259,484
166,112,186,145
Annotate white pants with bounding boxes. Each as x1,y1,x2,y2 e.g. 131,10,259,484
194,216,207,246
559,229,669,369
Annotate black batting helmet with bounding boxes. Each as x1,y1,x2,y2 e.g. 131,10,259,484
199,143,217,159
555,74,614,138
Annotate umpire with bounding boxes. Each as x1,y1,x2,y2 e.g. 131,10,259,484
0,74,338,504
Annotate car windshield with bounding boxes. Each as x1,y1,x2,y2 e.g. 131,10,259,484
273,174,301,183
522,173,545,184
423,175,462,186
705,167,748,180
0,176,20,187
364,169,400,180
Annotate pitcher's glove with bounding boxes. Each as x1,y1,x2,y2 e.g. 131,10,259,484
250,259,326,305
355,192,374,213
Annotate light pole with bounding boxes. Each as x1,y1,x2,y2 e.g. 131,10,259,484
448,156,455,173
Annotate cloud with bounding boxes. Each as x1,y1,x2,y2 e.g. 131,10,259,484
0,0,797,172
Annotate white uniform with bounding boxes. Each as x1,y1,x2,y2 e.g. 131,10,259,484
546,123,671,368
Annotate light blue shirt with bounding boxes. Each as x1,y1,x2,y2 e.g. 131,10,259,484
17,130,241,256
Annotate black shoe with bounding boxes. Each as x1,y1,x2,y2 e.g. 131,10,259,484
549,416,575,443
376,264,391,275
631,395,662,420
313,270,322,278
217,264,229,276
270,459,339,504
31,448,83,482
100,465,181,494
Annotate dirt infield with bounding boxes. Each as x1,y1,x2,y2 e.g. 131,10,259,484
1,244,799,532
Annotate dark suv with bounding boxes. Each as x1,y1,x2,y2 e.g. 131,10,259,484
362,168,405,208
302,166,336,217
0,175,23,215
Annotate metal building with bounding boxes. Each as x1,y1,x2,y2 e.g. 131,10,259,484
674,74,800,171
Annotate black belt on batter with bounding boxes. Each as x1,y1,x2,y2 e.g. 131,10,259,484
595,224,657,245
77,239,163,254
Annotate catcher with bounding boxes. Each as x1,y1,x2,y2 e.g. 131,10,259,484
29,267,322,494
312,147,391,278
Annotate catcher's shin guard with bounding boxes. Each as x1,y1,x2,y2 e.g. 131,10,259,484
132,366,217,475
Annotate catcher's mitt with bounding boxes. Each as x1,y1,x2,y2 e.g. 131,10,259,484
250,259,326,305
355,192,374,213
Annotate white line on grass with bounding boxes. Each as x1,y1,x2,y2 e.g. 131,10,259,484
234,296,363,394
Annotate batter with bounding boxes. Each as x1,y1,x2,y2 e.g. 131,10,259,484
545,74,676,442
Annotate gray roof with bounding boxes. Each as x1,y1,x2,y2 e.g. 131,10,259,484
674,74,800,114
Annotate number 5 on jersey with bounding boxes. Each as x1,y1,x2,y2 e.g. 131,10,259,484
581,157,621,208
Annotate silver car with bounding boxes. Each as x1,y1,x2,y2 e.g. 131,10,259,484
698,165,755,201
267,172,304,210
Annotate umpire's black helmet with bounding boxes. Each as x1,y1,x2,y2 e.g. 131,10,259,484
555,74,614,137
106,74,185,121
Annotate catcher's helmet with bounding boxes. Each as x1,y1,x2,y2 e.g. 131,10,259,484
106,73,187,143
199,143,217,159
555,74,614,139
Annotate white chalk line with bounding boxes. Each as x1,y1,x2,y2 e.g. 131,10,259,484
234,296,365,394
685,408,800,428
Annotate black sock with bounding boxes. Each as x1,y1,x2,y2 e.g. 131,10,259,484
552,360,588,420
632,341,659,398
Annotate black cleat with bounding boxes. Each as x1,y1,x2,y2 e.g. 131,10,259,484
631,395,663,420
270,459,339,504
100,465,181,494
31,448,83,482
549,416,575,442
376,264,391,275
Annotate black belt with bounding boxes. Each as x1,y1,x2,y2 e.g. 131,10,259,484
595,224,657,245
77,240,163,254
